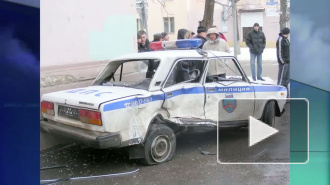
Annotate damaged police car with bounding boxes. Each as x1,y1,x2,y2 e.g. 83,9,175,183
41,39,287,165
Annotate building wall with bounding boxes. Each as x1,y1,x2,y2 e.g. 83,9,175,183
146,0,188,40
41,0,137,67
144,0,281,47
187,0,223,36
145,0,223,41
233,0,281,47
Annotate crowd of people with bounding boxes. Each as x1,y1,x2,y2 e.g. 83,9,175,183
136,24,290,96
137,25,229,53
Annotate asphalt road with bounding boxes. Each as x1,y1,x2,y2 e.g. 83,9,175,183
40,103,290,185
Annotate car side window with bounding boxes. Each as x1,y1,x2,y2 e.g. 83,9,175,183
93,60,160,90
164,60,205,87
206,58,245,82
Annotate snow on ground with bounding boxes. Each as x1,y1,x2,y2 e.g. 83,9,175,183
229,47,277,62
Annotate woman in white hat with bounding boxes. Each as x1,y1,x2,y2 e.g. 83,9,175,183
203,27,230,78
202,27,230,53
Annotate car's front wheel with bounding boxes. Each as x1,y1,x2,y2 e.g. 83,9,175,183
142,124,176,165
262,101,276,127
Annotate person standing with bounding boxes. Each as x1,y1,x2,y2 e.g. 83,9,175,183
202,27,230,52
276,27,290,97
245,23,266,81
161,32,169,41
152,33,162,42
203,27,230,78
137,30,151,52
191,32,196,38
177,29,193,40
210,25,227,42
195,26,207,49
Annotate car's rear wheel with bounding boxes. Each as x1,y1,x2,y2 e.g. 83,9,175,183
142,124,176,165
262,101,276,127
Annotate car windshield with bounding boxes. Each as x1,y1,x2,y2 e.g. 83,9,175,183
205,57,247,86
92,59,160,90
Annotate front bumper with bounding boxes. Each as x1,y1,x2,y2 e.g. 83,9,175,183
41,120,121,149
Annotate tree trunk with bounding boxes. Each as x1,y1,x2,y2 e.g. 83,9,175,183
201,0,215,30
280,0,287,29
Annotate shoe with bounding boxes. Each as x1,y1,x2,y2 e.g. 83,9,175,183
252,77,256,81
258,77,265,81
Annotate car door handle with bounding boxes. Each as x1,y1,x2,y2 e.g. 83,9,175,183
208,88,216,93
166,92,173,97
138,104,147,109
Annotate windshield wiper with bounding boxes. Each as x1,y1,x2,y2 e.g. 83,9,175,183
208,76,243,86
226,80,243,86
103,82,115,86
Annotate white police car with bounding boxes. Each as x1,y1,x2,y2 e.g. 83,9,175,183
41,39,287,165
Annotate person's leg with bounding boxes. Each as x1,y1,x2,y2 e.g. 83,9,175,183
277,63,284,85
256,54,263,80
282,63,290,97
278,63,287,86
250,53,256,80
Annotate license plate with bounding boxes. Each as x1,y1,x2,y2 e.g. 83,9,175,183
58,105,80,120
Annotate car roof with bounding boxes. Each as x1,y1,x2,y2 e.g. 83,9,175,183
204,50,235,58
110,50,235,61
108,49,238,92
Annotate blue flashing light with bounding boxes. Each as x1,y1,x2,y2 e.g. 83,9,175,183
150,39,203,50
176,39,202,48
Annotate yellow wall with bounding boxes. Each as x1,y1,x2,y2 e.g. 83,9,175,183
143,0,223,40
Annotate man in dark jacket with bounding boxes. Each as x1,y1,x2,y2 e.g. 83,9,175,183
276,27,290,97
195,26,207,49
137,30,151,52
245,23,266,81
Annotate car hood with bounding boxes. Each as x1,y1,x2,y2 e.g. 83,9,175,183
41,86,147,110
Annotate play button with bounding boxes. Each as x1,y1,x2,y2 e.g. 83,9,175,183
249,116,279,147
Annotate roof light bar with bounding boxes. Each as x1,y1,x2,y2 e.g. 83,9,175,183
149,39,202,50
176,39,202,48
149,42,163,50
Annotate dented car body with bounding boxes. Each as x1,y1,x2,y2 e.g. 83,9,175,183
41,49,287,165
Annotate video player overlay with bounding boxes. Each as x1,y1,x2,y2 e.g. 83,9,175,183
217,98,308,164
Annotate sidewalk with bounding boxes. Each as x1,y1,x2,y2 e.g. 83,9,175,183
40,47,277,88
40,60,108,88
232,47,277,62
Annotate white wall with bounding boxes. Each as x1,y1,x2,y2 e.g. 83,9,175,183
186,0,223,35
41,0,137,67
147,0,188,40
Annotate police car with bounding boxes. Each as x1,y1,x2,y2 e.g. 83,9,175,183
41,39,287,165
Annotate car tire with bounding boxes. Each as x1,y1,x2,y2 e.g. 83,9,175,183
142,124,176,165
262,101,276,127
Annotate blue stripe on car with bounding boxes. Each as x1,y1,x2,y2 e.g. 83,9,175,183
166,87,204,99
103,94,164,111
254,86,287,92
103,85,286,112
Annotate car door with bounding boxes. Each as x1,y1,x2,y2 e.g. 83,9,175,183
162,59,206,122
204,57,255,123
